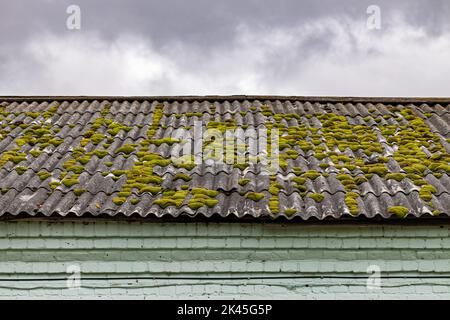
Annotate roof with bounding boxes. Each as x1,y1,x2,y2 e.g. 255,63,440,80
0,96,449,221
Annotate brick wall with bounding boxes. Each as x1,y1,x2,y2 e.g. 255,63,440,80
0,221,449,299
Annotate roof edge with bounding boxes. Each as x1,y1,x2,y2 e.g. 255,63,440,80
2,212,450,225
1,95,450,105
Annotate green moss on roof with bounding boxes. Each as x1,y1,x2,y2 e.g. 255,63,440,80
345,192,359,216
437,164,450,173
15,166,28,175
25,112,40,119
70,166,84,174
354,176,368,185
302,170,321,180
191,188,219,197
11,154,27,164
403,164,427,174
386,173,406,182
62,178,79,188
245,192,265,202
78,156,90,165
388,206,409,218
92,150,109,158
367,165,388,176
233,163,249,170
188,197,218,210
29,149,42,158
131,198,140,205
37,171,51,181
90,133,106,145
112,197,126,205
153,190,188,208
107,122,132,136
115,144,137,155
292,177,306,185
186,112,203,117
138,186,162,195
269,182,283,195
0,99,449,219
419,185,437,201
238,179,250,186
173,173,192,182
148,138,181,146
112,170,127,176
284,208,297,216
74,189,86,196
49,181,60,189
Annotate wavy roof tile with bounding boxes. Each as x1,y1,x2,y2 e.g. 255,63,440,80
0,96,449,220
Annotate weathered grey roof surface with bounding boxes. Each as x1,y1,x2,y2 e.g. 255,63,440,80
0,96,449,220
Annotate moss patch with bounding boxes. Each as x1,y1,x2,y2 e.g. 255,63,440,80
49,181,60,189
62,178,79,188
191,188,219,197
284,208,297,216
139,186,161,195
15,166,28,175
173,173,192,182
307,193,324,203
386,173,406,182
302,170,321,180
112,197,126,205
345,192,359,216
388,206,409,218
238,179,250,186
419,184,437,201
37,171,51,181
74,189,86,196
115,144,137,155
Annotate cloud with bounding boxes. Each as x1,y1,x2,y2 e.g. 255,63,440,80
1,12,450,96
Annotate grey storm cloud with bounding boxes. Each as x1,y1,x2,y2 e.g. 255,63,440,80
0,0,450,96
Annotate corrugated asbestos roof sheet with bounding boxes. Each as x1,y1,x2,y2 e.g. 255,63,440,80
0,96,449,220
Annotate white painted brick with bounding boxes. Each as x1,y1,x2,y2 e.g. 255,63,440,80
275,238,294,248
418,261,435,272
299,261,318,273
131,262,148,273
207,238,226,248
240,238,259,248
409,238,426,248
159,261,177,272
0,239,10,249
224,237,241,248
246,261,263,272
433,260,450,272
258,238,276,248
432,286,450,294
425,238,441,249
401,260,419,271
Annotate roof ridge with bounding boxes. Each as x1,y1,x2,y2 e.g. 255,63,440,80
2,95,450,105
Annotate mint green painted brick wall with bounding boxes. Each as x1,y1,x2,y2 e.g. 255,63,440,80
1,221,450,299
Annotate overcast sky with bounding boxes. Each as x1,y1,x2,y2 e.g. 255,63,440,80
0,0,449,96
